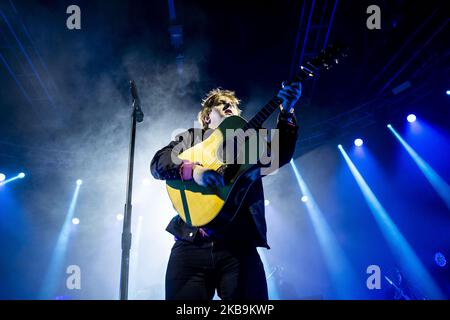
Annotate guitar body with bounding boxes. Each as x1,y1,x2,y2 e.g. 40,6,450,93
166,115,264,227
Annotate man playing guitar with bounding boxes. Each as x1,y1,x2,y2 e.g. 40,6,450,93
151,82,301,300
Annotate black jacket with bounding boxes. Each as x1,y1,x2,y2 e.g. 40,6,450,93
150,112,298,248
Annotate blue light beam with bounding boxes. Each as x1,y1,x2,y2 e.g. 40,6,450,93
40,181,82,299
388,124,450,210
338,144,444,299
290,159,360,299
0,172,26,186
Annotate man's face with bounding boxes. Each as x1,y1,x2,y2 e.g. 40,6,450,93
207,96,240,129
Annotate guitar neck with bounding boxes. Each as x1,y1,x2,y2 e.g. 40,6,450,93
245,96,283,130
245,67,312,130
244,42,346,130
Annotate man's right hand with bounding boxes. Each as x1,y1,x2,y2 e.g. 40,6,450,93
193,165,225,187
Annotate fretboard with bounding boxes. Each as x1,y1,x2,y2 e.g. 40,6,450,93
244,67,311,130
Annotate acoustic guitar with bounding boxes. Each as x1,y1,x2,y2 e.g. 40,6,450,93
166,43,347,228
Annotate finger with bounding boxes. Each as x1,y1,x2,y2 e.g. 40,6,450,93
215,174,225,187
283,90,301,100
284,83,302,92
277,92,290,100
281,87,300,96
203,172,221,187
210,174,224,187
285,87,301,95
279,91,297,101
201,172,212,185
204,176,216,187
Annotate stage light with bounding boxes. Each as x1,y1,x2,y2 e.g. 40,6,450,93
338,144,444,299
354,139,363,147
407,114,416,123
388,124,450,210
446,90,450,96
290,159,359,298
116,213,124,221
40,180,82,298
0,172,27,186
76,179,82,185
264,199,270,206
434,252,446,267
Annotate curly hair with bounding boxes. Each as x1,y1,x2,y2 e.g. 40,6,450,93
197,88,242,129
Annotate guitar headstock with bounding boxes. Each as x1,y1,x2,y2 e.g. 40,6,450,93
295,42,348,80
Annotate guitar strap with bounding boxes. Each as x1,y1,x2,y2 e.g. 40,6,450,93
179,186,192,226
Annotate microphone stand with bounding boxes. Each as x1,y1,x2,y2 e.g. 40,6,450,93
120,80,144,300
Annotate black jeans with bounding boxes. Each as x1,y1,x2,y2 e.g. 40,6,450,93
165,239,268,300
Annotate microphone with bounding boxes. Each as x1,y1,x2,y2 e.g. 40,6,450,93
130,80,144,122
